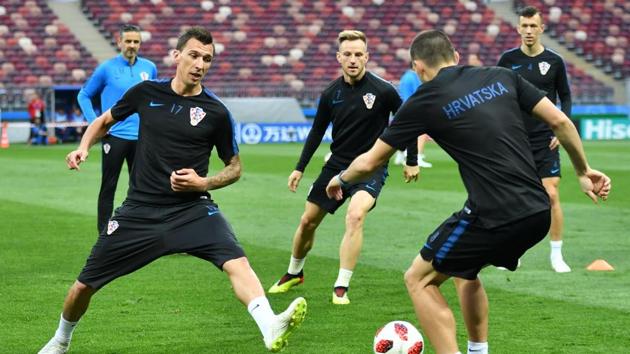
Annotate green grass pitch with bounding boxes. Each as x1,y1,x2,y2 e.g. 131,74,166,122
1,141,629,353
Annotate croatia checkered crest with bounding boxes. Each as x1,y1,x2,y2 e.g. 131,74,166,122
189,107,206,126
373,320,424,354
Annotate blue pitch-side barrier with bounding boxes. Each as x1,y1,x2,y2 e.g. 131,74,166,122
572,105,630,141
3,105,627,122
581,118,630,140
0,111,30,120
234,105,630,144
572,105,628,115
4,105,629,141
235,122,332,144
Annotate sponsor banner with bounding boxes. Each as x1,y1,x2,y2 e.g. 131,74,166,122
581,118,630,140
235,122,332,144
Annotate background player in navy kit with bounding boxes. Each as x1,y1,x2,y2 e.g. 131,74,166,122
38,27,306,354
268,30,419,305
497,6,572,273
326,30,610,354
77,24,158,233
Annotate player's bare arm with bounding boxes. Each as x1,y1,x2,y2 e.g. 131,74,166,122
326,139,394,200
532,98,611,202
170,155,241,192
288,170,303,192
66,109,116,170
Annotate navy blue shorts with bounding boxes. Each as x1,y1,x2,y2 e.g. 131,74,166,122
420,208,551,280
531,142,561,179
307,165,388,214
78,198,245,289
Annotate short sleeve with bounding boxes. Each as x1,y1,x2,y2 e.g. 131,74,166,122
110,82,144,121
514,72,546,113
380,98,426,151
496,53,508,68
213,110,239,163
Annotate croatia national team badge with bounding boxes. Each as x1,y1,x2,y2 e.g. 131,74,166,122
190,107,206,126
103,143,111,154
107,220,119,235
539,61,551,75
140,71,149,81
363,93,376,110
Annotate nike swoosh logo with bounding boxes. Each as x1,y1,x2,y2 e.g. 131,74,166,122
550,168,560,174
511,65,522,70
332,99,344,105
149,101,164,107
206,205,220,216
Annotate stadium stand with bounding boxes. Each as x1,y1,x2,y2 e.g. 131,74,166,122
81,0,615,105
0,0,97,108
515,0,629,81
0,0,618,109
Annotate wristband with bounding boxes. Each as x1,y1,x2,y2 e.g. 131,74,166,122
337,170,350,187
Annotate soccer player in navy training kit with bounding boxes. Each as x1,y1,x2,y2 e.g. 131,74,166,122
326,30,610,354
497,6,573,272
268,30,419,305
77,24,158,233
38,27,306,354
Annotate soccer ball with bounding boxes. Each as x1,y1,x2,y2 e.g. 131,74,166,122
373,320,424,354
324,152,332,162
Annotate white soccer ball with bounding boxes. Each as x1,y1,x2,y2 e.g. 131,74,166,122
373,320,424,354
324,152,332,162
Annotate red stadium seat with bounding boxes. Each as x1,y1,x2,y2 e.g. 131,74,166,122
21,0,603,102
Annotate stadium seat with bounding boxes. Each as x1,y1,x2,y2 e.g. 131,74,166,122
0,0,96,88
1,0,616,104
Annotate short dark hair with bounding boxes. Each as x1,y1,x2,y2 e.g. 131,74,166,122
409,30,456,67
176,27,214,51
119,24,141,38
519,6,543,22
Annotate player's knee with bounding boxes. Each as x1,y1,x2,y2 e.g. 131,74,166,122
70,280,96,297
345,209,366,229
222,257,253,276
403,268,419,291
299,214,319,232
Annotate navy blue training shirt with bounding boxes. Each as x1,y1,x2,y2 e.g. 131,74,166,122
497,48,571,146
296,71,417,172
381,66,549,228
111,79,238,205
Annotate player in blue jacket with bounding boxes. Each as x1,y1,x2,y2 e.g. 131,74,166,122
77,24,157,233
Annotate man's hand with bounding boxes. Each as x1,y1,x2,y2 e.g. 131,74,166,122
66,149,88,170
549,136,560,150
326,174,343,201
403,165,419,183
579,168,611,203
171,168,208,192
288,170,303,192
